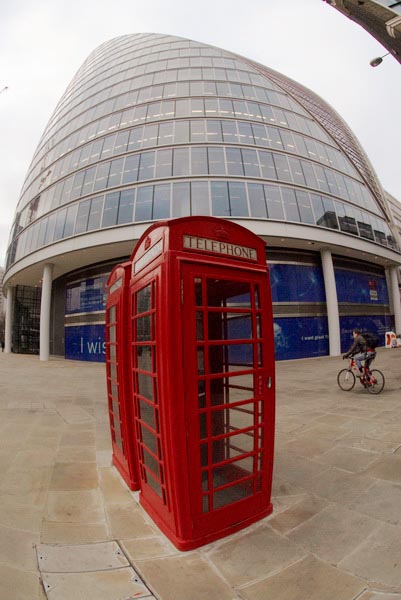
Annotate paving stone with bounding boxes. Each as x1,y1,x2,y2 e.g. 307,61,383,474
362,455,401,484
121,536,177,560
0,563,40,600
271,475,304,498
0,467,53,503
40,520,110,544
347,480,401,524
339,433,399,454
268,494,327,534
96,450,113,467
36,541,129,572
207,524,306,586
99,467,133,505
11,449,57,469
45,490,105,524
316,445,378,473
339,523,401,587
49,462,99,491
358,592,401,599
292,423,347,441
240,555,366,600
56,405,94,424
287,504,382,563
0,499,42,532
0,524,39,570
135,554,235,600
41,568,152,600
369,424,401,443
59,430,96,447
283,435,334,459
305,467,374,503
56,446,96,463
314,414,353,427
273,453,327,490
106,504,156,539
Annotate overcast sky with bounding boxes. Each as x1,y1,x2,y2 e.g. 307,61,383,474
1,0,400,268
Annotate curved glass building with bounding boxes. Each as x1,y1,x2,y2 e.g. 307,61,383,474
3,33,401,360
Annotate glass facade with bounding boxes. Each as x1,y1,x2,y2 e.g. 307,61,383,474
372,0,401,15
12,286,41,354
5,33,397,271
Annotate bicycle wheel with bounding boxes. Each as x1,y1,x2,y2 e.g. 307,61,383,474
366,370,385,394
337,369,356,391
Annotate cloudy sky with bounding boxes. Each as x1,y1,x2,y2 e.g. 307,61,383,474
1,0,400,268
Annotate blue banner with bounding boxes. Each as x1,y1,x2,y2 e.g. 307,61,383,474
269,264,325,303
335,269,388,304
273,316,329,360
65,324,106,362
340,315,393,353
66,275,108,314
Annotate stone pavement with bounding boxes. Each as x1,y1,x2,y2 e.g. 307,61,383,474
0,347,400,600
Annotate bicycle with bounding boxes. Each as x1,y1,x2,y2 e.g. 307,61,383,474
337,353,385,394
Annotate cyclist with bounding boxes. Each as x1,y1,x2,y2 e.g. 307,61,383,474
342,328,367,375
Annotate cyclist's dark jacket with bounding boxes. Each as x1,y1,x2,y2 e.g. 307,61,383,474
343,334,367,358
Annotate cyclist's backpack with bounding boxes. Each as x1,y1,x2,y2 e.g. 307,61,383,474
362,332,380,349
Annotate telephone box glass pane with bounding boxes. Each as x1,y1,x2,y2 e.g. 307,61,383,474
138,373,154,401
199,412,207,440
114,419,123,450
110,345,116,359
209,374,254,406
196,312,204,340
143,448,160,477
212,456,254,488
198,380,206,408
137,345,153,371
141,427,158,455
209,343,253,373
146,472,163,498
212,430,255,463
112,399,120,419
213,479,253,509
211,403,255,436
139,398,156,429
195,278,203,305
136,315,152,341
197,347,205,374
256,314,262,338
206,280,251,307
110,363,117,380
109,306,116,322
137,285,152,313
208,313,252,340
109,326,116,342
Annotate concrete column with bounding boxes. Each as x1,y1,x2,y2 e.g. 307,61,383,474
4,286,15,353
388,265,401,334
320,248,341,356
40,263,54,361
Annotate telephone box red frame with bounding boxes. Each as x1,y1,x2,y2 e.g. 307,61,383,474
105,262,140,490
129,216,275,550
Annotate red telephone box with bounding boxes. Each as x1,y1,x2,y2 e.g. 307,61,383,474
129,216,275,550
105,262,140,490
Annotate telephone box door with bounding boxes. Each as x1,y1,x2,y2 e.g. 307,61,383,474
182,263,274,541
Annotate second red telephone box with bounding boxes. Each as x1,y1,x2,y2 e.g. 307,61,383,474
106,262,139,490
129,217,275,550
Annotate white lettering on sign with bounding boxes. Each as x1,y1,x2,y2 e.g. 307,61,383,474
183,235,257,261
134,239,163,273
